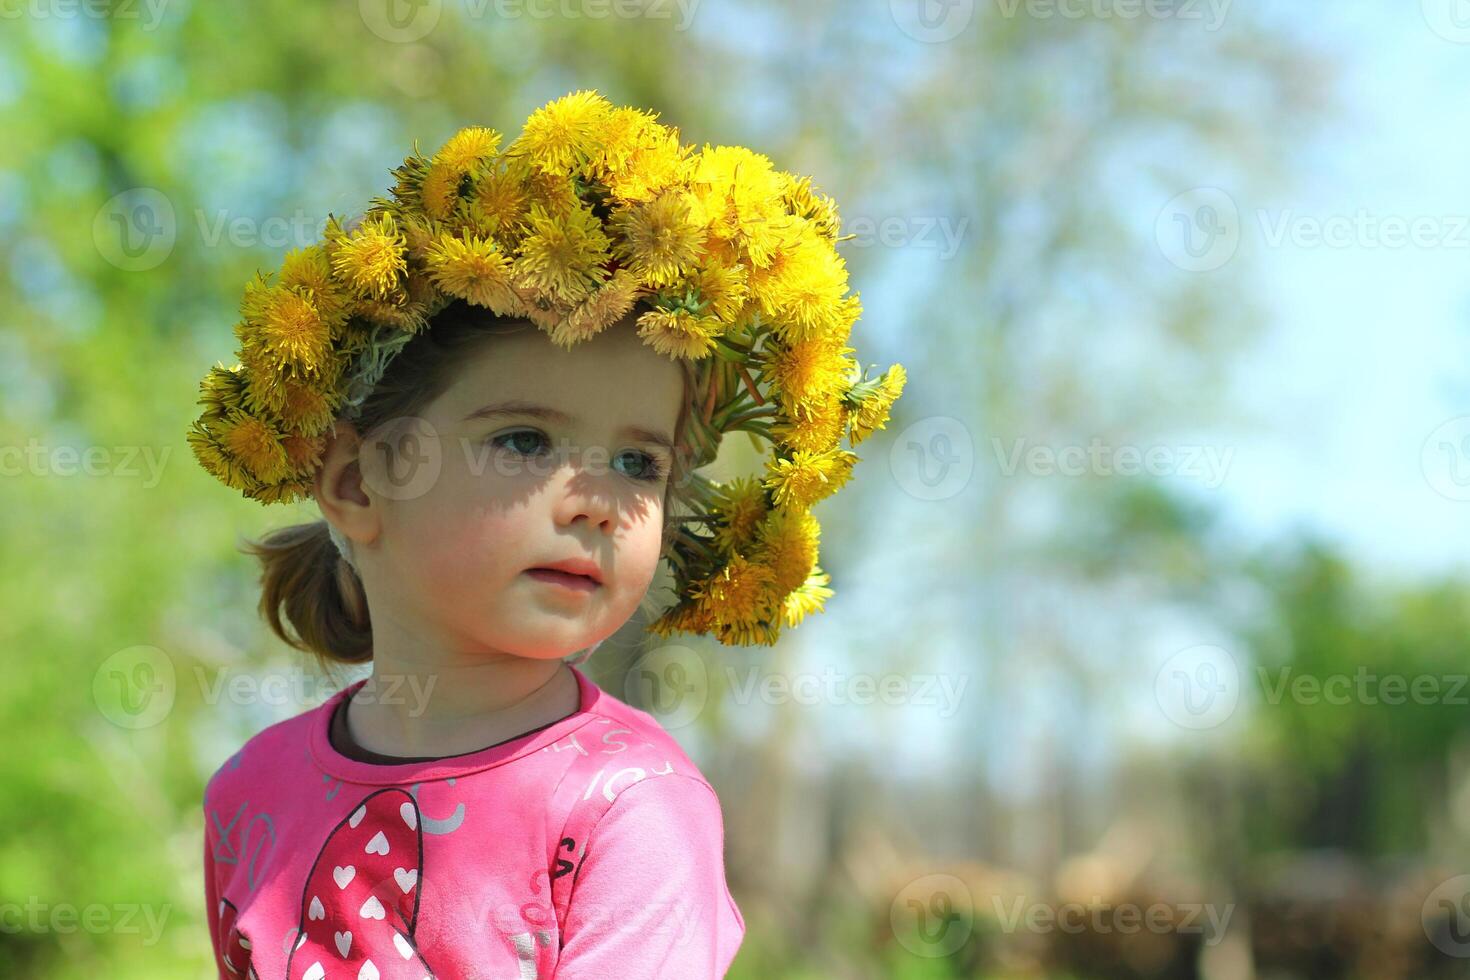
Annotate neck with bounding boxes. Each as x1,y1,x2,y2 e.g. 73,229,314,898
343,622,579,759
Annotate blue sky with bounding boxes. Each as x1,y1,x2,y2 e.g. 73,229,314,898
1201,2,1470,581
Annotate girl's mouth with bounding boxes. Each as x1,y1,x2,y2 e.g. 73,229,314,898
524,568,600,593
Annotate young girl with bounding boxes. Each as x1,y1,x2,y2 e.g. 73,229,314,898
189,89,904,980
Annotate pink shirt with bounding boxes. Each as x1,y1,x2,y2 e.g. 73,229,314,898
202,664,745,979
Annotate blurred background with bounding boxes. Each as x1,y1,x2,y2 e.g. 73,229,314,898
6,0,1470,977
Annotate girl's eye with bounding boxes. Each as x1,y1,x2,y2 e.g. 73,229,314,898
615,450,668,484
492,429,668,483
492,429,549,457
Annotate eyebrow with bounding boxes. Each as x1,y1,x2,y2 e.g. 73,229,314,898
461,399,676,452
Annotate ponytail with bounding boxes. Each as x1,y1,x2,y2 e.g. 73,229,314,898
241,520,373,670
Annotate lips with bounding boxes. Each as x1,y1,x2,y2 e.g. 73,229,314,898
525,568,600,593
527,558,604,585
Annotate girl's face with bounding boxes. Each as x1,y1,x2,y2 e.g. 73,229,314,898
344,315,687,662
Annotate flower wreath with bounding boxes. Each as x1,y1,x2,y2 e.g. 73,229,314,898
187,89,906,646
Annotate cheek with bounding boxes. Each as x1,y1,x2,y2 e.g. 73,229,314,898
386,474,533,586
611,497,667,593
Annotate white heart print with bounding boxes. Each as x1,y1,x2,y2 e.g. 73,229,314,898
334,930,352,957
399,801,417,829
393,932,413,960
349,805,366,828
359,895,386,920
308,896,325,921
333,865,356,889
364,831,390,856
394,867,418,893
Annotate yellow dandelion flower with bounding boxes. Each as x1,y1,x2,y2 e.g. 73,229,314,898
274,378,338,436
469,165,529,238
353,295,429,334
762,334,855,416
435,126,501,174
771,393,846,455
780,566,834,628
279,245,352,330
636,307,722,359
187,418,257,491
511,89,613,176
330,211,407,301
694,553,780,628
610,127,690,204
754,504,820,594
509,278,569,331
681,258,748,323
763,447,858,508
686,144,794,267
757,233,851,343
281,432,327,477
610,189,706,288
647,599,714,640
551,267,642,348
237,278,334,377
512,202,612,305
421,126,502,220
710,476,768,554
420,165,462,222
245,477,313,506
522,170,582,221
388,151,432,209
590,106,660,175
218,408,292,485
848,364,907,446
196,364,248,421
425,232,518,312
780,173,841,242
715,616,783,647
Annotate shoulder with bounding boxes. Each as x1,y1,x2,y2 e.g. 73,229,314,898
203,695,328,812
548,672,728,841
595,770,727,835
565,673,715,795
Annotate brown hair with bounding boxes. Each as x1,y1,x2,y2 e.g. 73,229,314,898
242,299,699,672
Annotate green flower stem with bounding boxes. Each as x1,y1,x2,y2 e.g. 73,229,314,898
722,406,777,428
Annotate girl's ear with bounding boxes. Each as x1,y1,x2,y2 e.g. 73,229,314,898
314,420,377,549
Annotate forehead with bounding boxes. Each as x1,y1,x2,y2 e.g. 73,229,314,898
435,316,687,432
